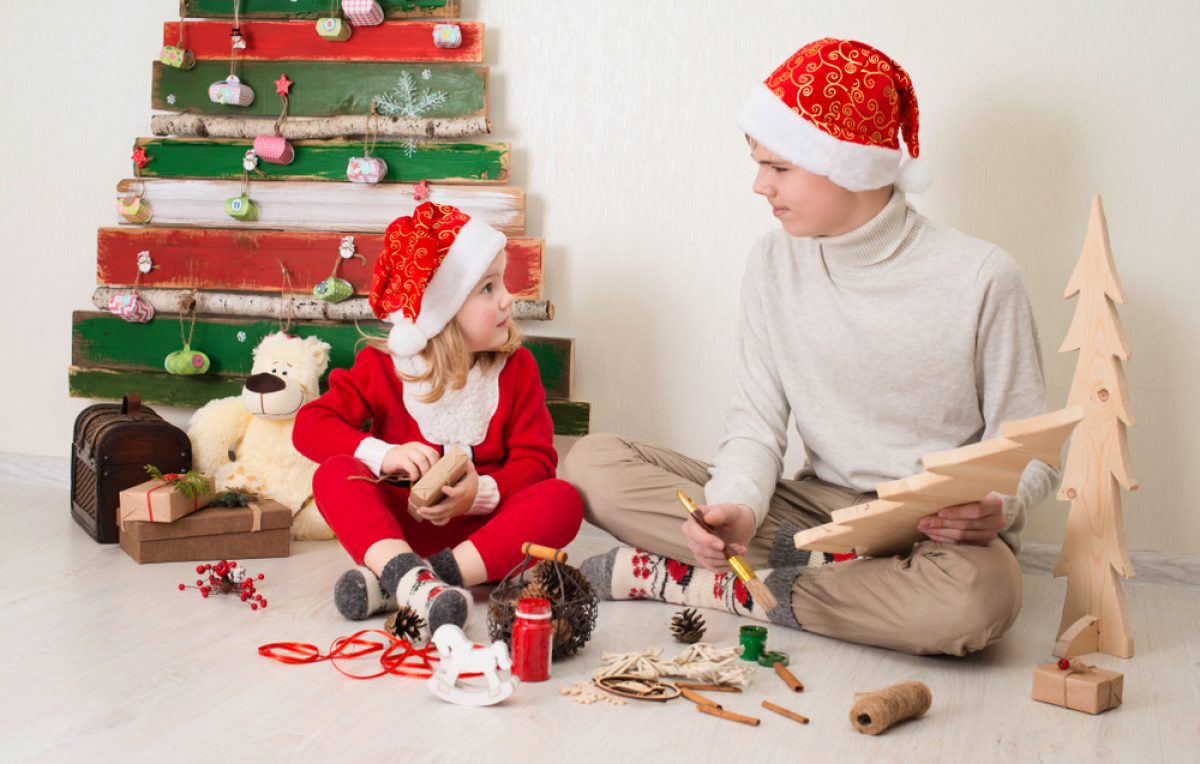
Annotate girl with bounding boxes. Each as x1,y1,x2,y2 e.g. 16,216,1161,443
293,201,583,634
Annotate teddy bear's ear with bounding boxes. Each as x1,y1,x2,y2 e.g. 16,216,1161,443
304,336,332,377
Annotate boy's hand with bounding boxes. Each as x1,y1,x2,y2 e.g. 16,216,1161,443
381,442,440,481
418,462,479,526
681,503,756,572
917,494,1006,545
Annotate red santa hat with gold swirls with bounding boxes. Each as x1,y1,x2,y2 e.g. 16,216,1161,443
369,201,507,357
737,38,931,193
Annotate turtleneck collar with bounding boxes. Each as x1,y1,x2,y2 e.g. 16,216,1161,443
812,190,915,272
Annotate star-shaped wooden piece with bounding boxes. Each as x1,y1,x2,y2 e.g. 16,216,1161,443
274,74,292,97
131,146,152,170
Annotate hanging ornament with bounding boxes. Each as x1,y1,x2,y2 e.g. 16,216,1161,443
165,295,210,375
412,179,430,202
131,145,153,173
347,104,387,183
117,181,152,223
313,237,367,303
108,251,156,323
230,0,248,49
160,14,196,69
243,150,260,172
253,74,295,165
316,18,352,41
342,0,384,26
209,74,255,106
226,170,259,221
432,23,463,49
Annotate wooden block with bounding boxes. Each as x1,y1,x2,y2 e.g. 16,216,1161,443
69,366,591,436
407,447,469,519
164,21,483,62
115,179,524,235
71,312,574,398
794,408,1080,556
152,61,485,119
180,1,461,21
1053,615,1099,658
97,228,544,300
135,138,508,184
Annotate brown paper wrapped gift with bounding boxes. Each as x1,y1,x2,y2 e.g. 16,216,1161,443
119,500,291,564
118,475,215,526
1031,661,1123,714
407,447,469,521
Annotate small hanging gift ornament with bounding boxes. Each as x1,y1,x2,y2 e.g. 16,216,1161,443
226,171,260,221
342,0,384,26
313,236,366,303
433,23,462,49
253,75,295,165
209,74,255,107
316,7,352,42
107,251,156,323
117,181,152,223
165,295,211,375
160,15,196,69
347,105,388,183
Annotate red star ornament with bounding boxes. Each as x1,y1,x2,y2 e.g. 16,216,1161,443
274,74,292,97
131,146,152,170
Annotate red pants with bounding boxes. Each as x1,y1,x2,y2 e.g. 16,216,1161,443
312,455,584,581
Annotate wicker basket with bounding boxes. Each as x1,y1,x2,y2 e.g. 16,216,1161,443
487,543,598,660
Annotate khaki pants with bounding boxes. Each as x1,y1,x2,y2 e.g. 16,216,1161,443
562,433,1023,656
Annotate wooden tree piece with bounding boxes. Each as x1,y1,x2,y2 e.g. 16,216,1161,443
117,179,524,235
150,114,491,140
1053,615,1099,658
794,408,1082,557
180,0,461,19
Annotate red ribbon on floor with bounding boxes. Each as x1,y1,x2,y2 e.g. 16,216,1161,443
258,629,483,681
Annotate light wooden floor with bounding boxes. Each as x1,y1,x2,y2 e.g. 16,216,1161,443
1,476,1197,763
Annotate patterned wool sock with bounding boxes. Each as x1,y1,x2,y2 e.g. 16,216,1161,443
427,548,464,587
767,521,850,570
380,552,471,634
333,565,396,621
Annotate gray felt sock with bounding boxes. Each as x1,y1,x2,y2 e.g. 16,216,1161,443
333,565,395,621
763,567,803,630
427,548,464,587
380,552,425,597
579,546,621,600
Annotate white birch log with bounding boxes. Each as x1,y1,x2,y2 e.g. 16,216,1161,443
92,288,553,322
116,179,524,235
150,114,492,140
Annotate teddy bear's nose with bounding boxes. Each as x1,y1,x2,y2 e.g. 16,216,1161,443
245,373,287,394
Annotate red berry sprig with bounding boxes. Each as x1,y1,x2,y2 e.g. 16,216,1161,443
178,560,268,610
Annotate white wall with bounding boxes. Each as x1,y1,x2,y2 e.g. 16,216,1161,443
3,0,1197,554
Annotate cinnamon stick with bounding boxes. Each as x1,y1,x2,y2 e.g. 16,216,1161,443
762,700,809,724
675,682,742,693
774,662,804,692
697,703,761,727
678,687,720,707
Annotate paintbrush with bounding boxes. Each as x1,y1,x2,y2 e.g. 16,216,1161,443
676,490,778,611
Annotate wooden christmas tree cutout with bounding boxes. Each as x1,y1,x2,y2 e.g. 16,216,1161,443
1052,195,1137,659
792,407,1082,558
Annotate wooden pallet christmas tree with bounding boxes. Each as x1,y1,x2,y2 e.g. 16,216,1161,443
71,1,589,436
1052,195,1137,659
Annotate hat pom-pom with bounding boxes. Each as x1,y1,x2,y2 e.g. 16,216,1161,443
387,316,427,357
896,155,932,194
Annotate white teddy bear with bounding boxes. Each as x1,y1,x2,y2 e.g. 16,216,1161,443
187,332,334,540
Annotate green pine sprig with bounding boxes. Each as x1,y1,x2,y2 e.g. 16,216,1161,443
143,464,212,499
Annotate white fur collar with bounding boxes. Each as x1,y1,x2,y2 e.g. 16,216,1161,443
392,354,507,455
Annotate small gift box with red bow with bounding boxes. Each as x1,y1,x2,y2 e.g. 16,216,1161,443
118,469,214,527
342,0,384,26
1032,660,1124,715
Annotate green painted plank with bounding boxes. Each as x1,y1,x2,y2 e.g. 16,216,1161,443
135,138,507,183
153,61,485,118
181,0,459,18
69,368,589,436
73,312,572,399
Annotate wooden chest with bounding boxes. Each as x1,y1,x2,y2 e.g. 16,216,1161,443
70,394,192,543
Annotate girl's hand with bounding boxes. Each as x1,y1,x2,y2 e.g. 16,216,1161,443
680,503,756,572
381,442,440,481
917,494,1006,545
418,462,479,526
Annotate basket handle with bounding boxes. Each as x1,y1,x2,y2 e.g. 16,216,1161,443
522,542,567,564
122,393,142,419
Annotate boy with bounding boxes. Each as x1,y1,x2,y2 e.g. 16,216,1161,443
564,38,1058,656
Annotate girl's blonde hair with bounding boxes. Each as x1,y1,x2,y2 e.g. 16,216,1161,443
361,319,522,403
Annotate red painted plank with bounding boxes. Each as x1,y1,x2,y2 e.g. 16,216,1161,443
96,228,543,300
164,20,483,63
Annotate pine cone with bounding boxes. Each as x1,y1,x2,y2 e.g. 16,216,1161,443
671,608,707,644
519,579,554,603
384,605,426,642
530,560,593,604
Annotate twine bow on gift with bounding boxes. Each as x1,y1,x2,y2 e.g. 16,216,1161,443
1061,659,1093,676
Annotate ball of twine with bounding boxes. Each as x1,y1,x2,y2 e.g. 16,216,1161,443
849,681,932,735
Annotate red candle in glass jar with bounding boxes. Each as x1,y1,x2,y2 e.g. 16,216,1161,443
511,597,553,682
